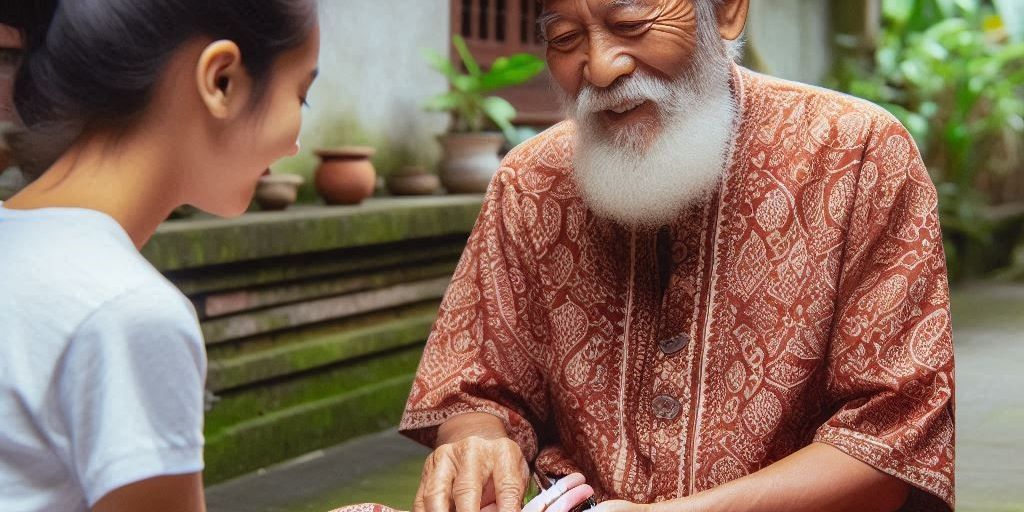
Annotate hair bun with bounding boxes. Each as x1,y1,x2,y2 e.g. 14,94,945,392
3,0,60,50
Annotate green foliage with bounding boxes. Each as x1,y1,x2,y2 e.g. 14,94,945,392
831,0,1024,278
423,35,546,143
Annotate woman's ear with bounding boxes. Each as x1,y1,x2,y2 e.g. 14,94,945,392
195,40,249,120
716,0,750,41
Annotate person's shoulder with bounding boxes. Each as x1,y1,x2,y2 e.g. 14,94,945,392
741,67,906,140
0,209,184,330
495,120,579,197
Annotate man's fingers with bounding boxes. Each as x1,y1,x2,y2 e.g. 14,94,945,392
490,440,527,512
451,446,486,512
419,448,459,512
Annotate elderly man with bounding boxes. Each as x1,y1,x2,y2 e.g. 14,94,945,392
399,1,955,511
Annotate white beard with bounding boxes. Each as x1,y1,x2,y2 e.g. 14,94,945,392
564,55,738,228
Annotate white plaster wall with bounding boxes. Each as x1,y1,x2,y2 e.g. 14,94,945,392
745,0,833,85
277,0,451,179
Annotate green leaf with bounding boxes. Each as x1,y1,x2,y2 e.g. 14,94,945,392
452,34,482,77
481,96,519,142
423,91,461,112
480,53,546,92
884,0,915,24
422,48,461,81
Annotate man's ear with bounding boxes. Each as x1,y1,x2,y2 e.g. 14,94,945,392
716,0,750,41
196,40,249,120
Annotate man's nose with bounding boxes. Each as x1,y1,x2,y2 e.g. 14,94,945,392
582,37,636,89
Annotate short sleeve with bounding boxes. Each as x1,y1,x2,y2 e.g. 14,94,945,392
59,281,207,507
399,166,551,461
815,119,955,510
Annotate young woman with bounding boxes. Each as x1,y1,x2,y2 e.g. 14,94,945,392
0,1,319,511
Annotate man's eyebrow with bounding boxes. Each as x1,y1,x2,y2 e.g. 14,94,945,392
536,11,564,40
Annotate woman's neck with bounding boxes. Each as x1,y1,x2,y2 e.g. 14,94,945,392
3,130,183,249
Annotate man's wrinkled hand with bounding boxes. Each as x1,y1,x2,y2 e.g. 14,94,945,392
414,436,529,512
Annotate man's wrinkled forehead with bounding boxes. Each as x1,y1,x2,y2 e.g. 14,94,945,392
540,0,664,21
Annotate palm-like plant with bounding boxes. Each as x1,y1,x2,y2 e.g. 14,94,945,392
423,35,546,143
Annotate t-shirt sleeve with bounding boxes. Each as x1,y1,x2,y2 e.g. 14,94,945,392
815,119,955,511
399,164,551,461
59,281,207,507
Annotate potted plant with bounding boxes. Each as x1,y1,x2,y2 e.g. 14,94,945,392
255,169,304,211
387,165,441,196
423,35,545,193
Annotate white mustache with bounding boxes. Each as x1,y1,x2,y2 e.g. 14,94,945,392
572,73,676,116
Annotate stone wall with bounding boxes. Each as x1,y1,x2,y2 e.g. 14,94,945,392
144,196,482,483
273,0,452,201
745,0,835,85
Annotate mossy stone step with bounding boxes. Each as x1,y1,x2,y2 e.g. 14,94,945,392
206,344,424,437
201,276,450,344
207,306,436,391
145,197,483,272
204,374,415,484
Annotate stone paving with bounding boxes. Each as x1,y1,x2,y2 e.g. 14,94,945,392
206,281,1024,512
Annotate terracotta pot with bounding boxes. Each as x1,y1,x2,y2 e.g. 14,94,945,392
314,146,376,205
387,166,441,196
438,132,504,194
255,173,304,211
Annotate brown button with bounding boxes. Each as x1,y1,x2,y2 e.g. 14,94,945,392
659,333,690,355
652,395,681,420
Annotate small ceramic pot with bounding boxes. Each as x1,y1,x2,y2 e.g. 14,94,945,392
387,166,441,196
255,173,304,211
314,146,376,205
438,132,504,194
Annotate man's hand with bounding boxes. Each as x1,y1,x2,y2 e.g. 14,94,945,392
414,414,529,512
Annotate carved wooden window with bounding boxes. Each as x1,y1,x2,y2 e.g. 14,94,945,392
451,0,562,125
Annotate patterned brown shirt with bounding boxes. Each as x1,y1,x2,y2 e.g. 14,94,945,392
400,66,955,511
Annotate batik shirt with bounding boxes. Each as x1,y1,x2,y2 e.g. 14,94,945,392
400,66,955,511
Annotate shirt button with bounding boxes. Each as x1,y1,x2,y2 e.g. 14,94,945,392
659,333,690,355
652,395,681,420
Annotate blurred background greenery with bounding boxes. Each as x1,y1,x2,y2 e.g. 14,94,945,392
830,0,1024,281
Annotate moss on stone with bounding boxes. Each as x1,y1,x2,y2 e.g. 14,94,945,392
145,197,482,271
204,374,415,484
206,344,424,436
207,308,436,391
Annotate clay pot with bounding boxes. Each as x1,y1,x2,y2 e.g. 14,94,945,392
314,146,376,205
255,173,304,211
387,166,441,196
438,132,504,194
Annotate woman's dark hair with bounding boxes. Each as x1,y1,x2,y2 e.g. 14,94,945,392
6,0,317,177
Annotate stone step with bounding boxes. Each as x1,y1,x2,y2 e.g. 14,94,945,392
201,277,450,344
169,237,466,297
144,197,483,272
198,259,457,318
204,374,415,484
206,345,424,437
207,305,436,391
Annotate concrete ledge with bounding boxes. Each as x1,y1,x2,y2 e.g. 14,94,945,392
144,196,483,271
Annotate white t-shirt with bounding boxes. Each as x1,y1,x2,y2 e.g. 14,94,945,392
0,203,206,511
